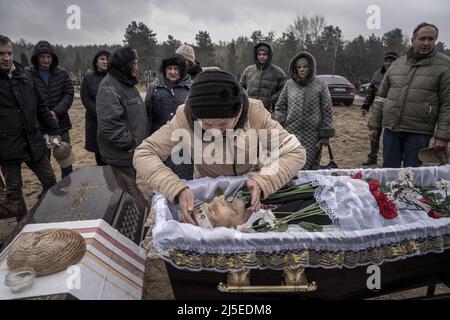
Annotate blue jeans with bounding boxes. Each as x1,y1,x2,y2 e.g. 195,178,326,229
383,129,432,168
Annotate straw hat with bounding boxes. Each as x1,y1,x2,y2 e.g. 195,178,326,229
52,142,75,168
7,229,86,277
418,147,449,165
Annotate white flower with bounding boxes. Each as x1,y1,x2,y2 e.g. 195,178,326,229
399,169,414,182
261,209,277,229
436,179,450,191
386,181,400,192
386,192,397,202
400,180,414,189
236,224,252,233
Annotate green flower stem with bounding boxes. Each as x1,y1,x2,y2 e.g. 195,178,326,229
252,203,326,231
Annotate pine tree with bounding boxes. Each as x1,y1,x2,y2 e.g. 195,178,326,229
124,21,158,73
195,31,215,66
20,52,30,67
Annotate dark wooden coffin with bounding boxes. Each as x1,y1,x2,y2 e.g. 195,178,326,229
1,166,149,251
165,249,450,300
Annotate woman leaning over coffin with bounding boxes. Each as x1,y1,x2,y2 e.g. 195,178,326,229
133,70,306,224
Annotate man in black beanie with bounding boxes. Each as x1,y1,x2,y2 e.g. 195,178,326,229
134,69,306,225
361,51,398,165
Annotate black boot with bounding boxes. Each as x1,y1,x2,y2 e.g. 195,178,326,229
362,158,377,165
8,190,28,222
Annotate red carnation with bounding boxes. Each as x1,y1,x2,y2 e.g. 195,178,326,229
351,172,363,180
428,210,443,219
373,190,398,220
420,198,431,205
368,180,381,192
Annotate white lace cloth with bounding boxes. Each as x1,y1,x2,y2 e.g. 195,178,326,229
150,166,450,269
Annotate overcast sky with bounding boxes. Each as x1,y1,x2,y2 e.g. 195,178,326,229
1,0,449,47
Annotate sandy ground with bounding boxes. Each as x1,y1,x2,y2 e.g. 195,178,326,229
1,96,449,300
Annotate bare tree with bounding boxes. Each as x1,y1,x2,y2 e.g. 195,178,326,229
288,14,326,50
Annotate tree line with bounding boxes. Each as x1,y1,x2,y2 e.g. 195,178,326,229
12,15,450,86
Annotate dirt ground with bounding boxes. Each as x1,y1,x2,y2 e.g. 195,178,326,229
1,96,449,300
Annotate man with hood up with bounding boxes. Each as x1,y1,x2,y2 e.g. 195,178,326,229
96,47,149,180
240,42,287,112
28,40,74,179
80,50,111,166
274,51,335,170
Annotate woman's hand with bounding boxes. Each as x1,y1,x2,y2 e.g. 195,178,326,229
246,179,262,212
177,188,197,225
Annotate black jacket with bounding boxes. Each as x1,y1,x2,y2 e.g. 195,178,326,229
188,61,202,81
0,62,60,165
146,55,192,134
80,52,110,152
28,41,74,132
96,73,149,167
239,42,287,112
361,66,386,111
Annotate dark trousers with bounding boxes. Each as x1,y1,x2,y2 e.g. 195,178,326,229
1,156,56,220
383,129,432,168
46,131,73,179
94,152,107,166
367,129,381,161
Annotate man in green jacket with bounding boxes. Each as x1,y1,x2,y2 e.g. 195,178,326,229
240,42,287,112
368,22,450,168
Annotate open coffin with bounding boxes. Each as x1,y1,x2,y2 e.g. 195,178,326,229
147,165,450,299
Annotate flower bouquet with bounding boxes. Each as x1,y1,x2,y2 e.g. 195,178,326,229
350,169,450,220
385,169,449,219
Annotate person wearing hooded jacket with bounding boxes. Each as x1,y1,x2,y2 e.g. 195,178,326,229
134,70,306,225
145,53,193,180
240,42,287,112
274,52,335,170
27,40,74,179
80,50,111,166
96,47,149,179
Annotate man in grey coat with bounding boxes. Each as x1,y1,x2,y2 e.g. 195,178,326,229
240,42,287,112
96,47,149,179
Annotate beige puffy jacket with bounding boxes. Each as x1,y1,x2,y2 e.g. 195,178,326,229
133,99,306,202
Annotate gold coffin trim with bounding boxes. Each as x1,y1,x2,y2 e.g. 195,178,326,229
217,268,318,293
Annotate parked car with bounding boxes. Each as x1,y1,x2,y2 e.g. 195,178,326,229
359,83,371,96
317,75,355,106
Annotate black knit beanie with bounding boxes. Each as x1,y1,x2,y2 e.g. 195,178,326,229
187,70,243,119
